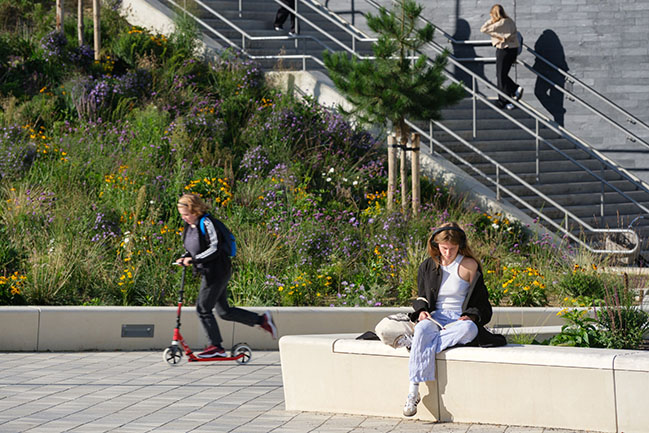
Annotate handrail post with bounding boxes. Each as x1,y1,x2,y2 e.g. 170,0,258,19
238,0,242,18
600,163,605,223
472,75,477,139
295,0,299,36
565,213,569,232
535,119,540,183
496,165,501,200
429,121,434,154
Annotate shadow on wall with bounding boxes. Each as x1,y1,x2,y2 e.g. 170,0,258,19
533,29,569,126
452,18,485,89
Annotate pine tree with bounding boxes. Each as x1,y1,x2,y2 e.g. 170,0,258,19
323,0,465,194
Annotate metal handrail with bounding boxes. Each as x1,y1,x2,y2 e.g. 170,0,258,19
406,118,640,255
422,36,649,205
164,0,644,254
407,54,647,254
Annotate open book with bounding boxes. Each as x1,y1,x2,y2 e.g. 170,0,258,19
427,317,465,330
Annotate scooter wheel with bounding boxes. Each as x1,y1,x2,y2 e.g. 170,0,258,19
163,345,183,366
231,343,252,365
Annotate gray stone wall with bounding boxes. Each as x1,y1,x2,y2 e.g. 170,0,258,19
352,0,649,177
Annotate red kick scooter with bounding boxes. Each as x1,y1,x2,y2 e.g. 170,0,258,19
163,265,252,366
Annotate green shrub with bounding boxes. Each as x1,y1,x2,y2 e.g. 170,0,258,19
558,267,605,301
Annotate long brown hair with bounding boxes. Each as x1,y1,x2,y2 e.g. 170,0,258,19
490,4,509,21
427,222,482,270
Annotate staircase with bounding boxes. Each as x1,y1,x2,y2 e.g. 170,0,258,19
428,99,649,260
158,0,649,261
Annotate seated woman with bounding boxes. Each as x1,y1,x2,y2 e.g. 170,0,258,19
375,222,505,417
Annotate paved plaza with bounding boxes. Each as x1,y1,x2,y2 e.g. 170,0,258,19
0,351,594,433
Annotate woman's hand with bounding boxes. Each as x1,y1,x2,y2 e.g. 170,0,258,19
459,314,477,323
418,311,431,322
176,257,192,267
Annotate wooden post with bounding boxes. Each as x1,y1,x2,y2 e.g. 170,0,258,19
56,0,64,33
93,0,100,61
411,133,421,216
78,0,84,45
400,133,408,214
387,135,397,212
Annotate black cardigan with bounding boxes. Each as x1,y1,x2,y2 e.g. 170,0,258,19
409,257,506,348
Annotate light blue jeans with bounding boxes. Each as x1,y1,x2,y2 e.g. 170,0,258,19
408,310,478,383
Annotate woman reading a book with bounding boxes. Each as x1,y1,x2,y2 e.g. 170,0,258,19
376,222,505,417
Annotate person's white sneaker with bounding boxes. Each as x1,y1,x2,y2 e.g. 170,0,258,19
394,334,412,350
505,103,515,110
403,392,420,417
514,86,524,100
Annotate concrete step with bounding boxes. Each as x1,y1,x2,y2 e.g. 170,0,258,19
504,179,641,196
431,137,577,154
448,148,592,165
518,190,649,208
485,169,624,186
467,159,613,176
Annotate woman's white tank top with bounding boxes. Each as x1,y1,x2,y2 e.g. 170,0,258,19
436,254,471,312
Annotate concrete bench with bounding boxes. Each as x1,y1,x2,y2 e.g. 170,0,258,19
279,333,649,433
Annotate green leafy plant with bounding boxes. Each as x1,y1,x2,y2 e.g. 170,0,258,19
549,308,599,347
559,264,605,301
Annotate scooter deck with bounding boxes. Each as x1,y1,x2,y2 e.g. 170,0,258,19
187,353,246,362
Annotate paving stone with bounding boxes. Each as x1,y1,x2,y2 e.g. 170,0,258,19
0,351,596,433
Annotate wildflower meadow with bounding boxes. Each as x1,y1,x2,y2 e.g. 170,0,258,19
0,0,640,328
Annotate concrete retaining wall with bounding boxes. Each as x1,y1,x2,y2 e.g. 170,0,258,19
0,306,572,351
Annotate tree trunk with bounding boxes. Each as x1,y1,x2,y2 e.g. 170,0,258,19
399,125,409,215
387,134,397,212
78,0,84,45
56,0,64,32
411,133,420,216
93,0,100,61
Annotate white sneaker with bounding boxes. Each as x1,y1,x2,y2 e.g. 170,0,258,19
403,392,420,417
505,103,515,110
274,26,283,32
514,86,524,101
394,334,412,350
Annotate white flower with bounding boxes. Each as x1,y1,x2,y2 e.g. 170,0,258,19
326,177,332,182
352,181,358,186
492,223,500,229
328,167,335,174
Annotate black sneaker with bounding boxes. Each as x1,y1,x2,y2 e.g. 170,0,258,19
197,345,226,358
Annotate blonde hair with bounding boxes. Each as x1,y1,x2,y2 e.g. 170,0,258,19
427,222,482,270
177,193,209,216
490,4,509,21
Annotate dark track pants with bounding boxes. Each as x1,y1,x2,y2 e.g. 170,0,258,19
196,261,261,346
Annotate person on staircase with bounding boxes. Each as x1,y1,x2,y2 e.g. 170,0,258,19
480,4,524,110
274,0,297,36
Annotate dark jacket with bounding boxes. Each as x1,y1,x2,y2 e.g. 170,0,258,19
409,257,506,347
181,214,229,273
